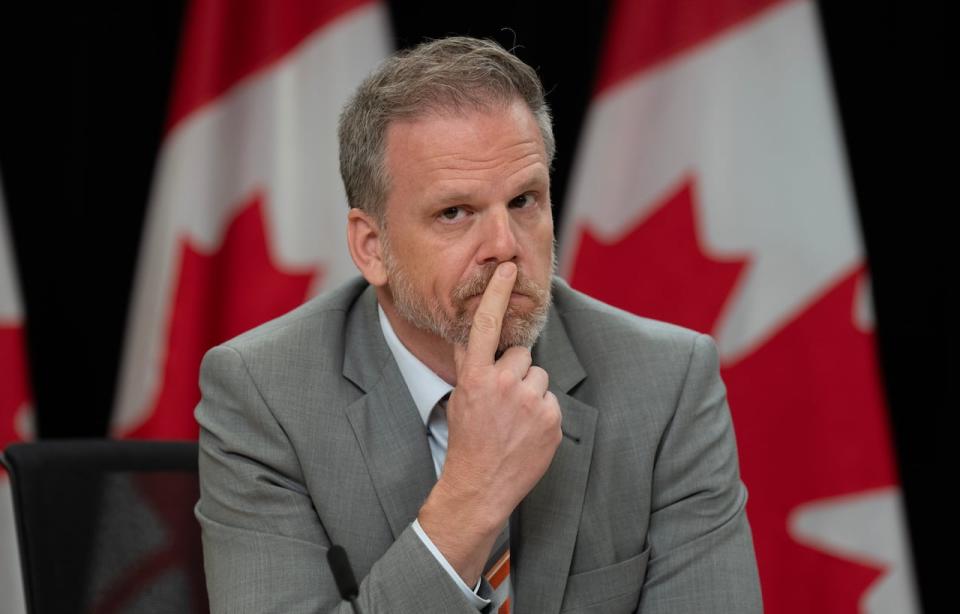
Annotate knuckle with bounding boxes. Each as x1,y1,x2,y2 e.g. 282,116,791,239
518,384,539,406
504,346,530,362
548,411,562,442
496,368,516,391
473,311,500,332
545,394,561,421
459,371,483,391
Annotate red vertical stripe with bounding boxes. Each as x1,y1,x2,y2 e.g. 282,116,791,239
0,325,30,452
166,0,374,133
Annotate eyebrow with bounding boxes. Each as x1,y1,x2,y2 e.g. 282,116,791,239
429,173,549,206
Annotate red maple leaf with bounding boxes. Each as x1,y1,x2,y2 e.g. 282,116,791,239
568,176,900,613
721,266,896,613
127,191,320,439
1,323,31,474
569,178,748,334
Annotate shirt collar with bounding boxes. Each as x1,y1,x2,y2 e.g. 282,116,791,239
378,304,453,426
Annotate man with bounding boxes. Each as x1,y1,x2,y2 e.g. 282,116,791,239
196,37,762,613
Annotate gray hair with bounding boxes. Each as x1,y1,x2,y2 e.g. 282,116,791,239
338,36,555,222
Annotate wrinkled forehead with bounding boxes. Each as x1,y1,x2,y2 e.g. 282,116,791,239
387,104,546,187
383,100,549,175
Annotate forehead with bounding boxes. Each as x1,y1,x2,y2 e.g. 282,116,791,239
383,100,549,206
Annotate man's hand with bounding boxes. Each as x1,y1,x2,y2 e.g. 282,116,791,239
418,261,562,586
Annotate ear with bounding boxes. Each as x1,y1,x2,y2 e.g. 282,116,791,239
347,208,388,286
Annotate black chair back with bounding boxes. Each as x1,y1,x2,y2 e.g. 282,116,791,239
1,440,208,614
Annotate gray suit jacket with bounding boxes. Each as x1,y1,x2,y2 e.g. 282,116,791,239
196,277,763,613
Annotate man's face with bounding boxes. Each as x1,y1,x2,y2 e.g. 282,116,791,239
379,99,555,351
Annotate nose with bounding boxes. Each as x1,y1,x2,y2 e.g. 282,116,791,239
476,207,519,265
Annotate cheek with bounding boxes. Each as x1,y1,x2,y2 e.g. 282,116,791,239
438,262,469,300
402,249,465,307
436,244,476,282
527,221,555,273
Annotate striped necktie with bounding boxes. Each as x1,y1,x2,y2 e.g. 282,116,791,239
429,396,512,613
483,526,511,613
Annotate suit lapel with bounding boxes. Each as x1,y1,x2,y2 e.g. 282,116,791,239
512,297,598,614
338,281,599,613
342,286,437,539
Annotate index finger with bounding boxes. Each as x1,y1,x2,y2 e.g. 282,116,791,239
461,261,517,368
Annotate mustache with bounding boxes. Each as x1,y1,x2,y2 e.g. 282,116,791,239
452,263,546,304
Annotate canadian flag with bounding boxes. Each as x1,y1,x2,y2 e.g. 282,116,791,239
112,0,391,439
559,1,920,612
1,175,33,614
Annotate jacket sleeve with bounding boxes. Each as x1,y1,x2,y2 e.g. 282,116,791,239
195,344,480,614
636,334,764,613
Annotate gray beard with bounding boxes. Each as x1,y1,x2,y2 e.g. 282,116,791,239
380,235,555,352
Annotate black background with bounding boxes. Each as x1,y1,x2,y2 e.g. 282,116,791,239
0,1,946,610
